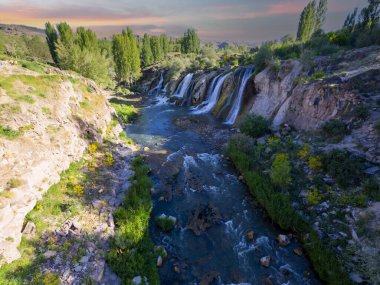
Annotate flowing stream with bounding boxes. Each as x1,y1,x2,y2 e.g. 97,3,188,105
172,73,194,99
126,91,320,285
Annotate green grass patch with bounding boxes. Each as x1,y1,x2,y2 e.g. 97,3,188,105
0,159,88,284
20,60,47,74
0,125,21,140
16,95,35,104
111,103,138,124
107,156,159,285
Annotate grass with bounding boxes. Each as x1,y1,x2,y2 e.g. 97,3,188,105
0,159,88,284
111,103,138,124
0,125,21,140
20,60,47,74
107,156,159,285
226,137,353,285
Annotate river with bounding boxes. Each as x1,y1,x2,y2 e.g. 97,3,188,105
126,94,320,285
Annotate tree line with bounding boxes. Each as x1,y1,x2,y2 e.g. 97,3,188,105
45,23,201,86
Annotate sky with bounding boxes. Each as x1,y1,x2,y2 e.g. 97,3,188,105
0,0,368,44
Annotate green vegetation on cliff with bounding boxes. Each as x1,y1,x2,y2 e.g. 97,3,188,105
107,156,160,285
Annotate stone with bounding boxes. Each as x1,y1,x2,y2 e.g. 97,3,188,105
246,231,255,241
132,276,142,285
74,265,82,272
260,256,271,267
91,259,106,282
349,273,364,283
43,250,57,258
276,234,291,246
22,221,36,239
173,265,180,273
364,166,379,175
293,247,303,256
186,204,221,235
157,256,163,267
261,277,273,285
80,255,90,263
143,147,150,152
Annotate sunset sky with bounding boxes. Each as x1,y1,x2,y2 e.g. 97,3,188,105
0,0,367,43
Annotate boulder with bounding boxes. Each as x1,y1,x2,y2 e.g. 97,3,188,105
186,204,221,235
157,256,163,267
246,231,255,241
276,234,291,246
22,221,36,239
260,256,271,267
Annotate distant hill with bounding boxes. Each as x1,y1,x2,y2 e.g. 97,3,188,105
0,24,45,36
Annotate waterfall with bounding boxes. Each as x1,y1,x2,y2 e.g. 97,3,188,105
224,67,254,125
193,72,231,114
149,72,164,96
172,73,193,98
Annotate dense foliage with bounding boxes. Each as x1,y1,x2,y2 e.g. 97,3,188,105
107,156,159,285
238,114,270,138
45,22,112,86
112,28,141,85
180,29,200,54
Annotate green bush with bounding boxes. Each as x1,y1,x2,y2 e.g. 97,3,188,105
321,149,363,188
362,178,380,201
0,125,21,140
238,114,270,138
270,153,292,188
112,103,138,124
321,119,350,141
253,44,273,73
155,215,176,232
227,144,352,285
354,104,370,120
107,156,159,285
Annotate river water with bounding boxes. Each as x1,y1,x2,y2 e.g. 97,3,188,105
126,95,320,285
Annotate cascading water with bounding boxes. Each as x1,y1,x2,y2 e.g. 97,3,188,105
172,73,193,99
193,72,231,114
224,67,254,125
192,74,221,111
149,72,164,96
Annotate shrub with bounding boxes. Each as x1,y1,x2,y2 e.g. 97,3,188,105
354,104,370,120
309,156,322,170
73,185,84,197
306,189,323,206
298,143,311,160
362,178,380,201
239,114,270,138
0,125,21,140
155,214,176,232
270,153,292,188
321,149,363,188
107,156,159,284
253,44,273,73
321,119,350,141
112,103,138,124
87,143,98,153
7,178,24,189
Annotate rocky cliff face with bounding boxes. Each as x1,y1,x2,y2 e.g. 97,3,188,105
0,61,121,264
159,46,379,163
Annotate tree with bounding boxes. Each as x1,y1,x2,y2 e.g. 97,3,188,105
359,0,380,31
112,28,141,85
180,29,200,54
150,35,163,63
315,0,328,32
343,8,358,32
270,153,292,188
45,22,58,64
141,34,153,67
45,22,111,86
159,34,169,58
297,1,316,42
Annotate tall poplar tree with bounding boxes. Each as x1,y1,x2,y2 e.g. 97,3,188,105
297,1,316,42
141,34,153,66
315,0,328,32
